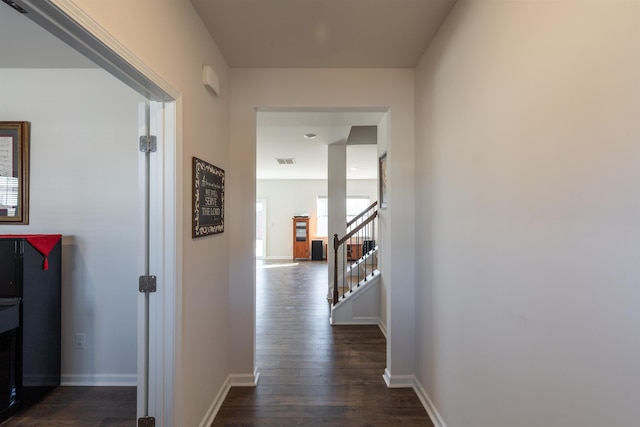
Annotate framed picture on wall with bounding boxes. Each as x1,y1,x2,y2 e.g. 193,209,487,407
379,151,387,209
192,156,225,238
0,121,30,224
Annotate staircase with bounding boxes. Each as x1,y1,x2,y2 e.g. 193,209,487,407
330,202,381,325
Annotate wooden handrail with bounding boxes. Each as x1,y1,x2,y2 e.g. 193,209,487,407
335,211,377,248
346,201,378,228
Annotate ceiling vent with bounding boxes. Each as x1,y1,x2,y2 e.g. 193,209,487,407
276,158,295,165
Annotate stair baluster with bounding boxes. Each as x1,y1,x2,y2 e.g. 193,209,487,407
332,202,378,305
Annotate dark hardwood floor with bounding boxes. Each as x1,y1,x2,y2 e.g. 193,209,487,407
0,260,432,426
0,386,136,426
212,260,433,427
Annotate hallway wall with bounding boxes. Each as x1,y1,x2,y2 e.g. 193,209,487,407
230,68,416,382
414,1,640,426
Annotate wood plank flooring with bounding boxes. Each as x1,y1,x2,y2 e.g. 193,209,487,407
212,260,433,427
0,386,136,426
0,260,432,426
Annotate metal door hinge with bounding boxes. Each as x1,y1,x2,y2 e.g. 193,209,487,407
139,135,157,153
139,275,157,293
138,417,155,427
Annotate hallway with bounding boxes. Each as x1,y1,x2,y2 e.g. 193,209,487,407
213,260,432,426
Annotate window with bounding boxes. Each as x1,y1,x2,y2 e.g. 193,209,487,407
316,196,370,237
346,197,371,224
0,177,18,216
317,197,328,237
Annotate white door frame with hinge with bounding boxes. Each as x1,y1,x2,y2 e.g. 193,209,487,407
143,100,179,427
13,1,181,426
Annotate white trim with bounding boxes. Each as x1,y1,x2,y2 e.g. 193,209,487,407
380,371,448,427
229,371,260,387
265,255,294,260
330,272,381,325
382,369,414,388
61,374,137,387
198,372,259,427
331,270,380,308
137,102,150,419
330,315,380,325
256,199,267,259
148,100,178,426
413,378,448,427
198,376,231,427
378,319,387,338
47,0,179,101
163,99,181,427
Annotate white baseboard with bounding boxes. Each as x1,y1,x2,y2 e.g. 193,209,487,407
378,319,387,338
413,377,448,427
198,371,259,427
198,376,231,427
265,256,292,260
61,373,137,386
381,371,447,427
382,369,414,388
330,315,380,326
229,371,260,387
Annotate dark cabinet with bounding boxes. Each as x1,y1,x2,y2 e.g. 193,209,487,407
311,240,324,260
0,235,61,422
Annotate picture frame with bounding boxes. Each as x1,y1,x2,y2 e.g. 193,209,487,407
192,156,225,238
0,121,30,224
378,151,387,209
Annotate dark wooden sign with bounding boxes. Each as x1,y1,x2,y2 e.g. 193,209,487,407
192,157,224,238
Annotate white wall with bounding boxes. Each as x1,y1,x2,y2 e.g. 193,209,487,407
414,1,640,426
230,68,415,381
0,68,143,384
257,179,325,259
257,179,377,259
376,116,390,333
346,179,378,203
67,2,231,425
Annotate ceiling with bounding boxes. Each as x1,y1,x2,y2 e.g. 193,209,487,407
0,0,457,180
190,0,457,68
257,110,384,180
191,0,456,179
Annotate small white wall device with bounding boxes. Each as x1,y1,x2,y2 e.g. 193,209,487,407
202,64,219,96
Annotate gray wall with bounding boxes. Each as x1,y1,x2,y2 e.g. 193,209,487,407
0,68,143,385
414,1,640,426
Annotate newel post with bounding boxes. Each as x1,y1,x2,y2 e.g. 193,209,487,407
332,233,339,304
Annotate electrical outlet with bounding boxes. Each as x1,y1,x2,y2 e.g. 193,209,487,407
75,333,85,349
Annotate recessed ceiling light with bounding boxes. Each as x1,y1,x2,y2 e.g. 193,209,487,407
350,166,358,171
303,133,317,139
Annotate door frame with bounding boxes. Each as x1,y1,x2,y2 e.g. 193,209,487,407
256,199,267,259
15,1,181,425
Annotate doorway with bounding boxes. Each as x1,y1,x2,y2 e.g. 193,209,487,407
0,2,178,425
0,55,145,423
